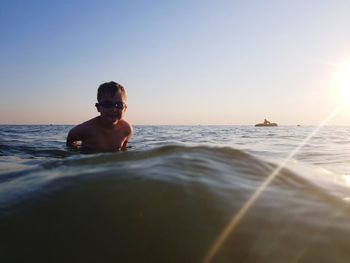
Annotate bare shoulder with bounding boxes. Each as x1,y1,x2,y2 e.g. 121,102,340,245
66,118,97,146
69,118,95,134
116,119,133,137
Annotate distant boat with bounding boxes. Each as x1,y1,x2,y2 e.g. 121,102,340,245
255,119,278,127
255,122,278,127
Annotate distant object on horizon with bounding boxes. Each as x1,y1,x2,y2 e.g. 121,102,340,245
255,118,278,127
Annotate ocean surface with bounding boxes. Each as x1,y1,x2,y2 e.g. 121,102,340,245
1,125,350,262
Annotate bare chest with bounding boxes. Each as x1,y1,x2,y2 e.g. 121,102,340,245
82,129,126,151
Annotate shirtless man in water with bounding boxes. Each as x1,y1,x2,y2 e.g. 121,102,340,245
66,81,132,152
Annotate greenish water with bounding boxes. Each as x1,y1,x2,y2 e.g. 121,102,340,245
1,125,350,262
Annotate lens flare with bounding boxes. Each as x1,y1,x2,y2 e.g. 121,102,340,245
202,106,343,263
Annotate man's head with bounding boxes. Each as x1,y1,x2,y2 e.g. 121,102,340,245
95,81,127,123
97,81,126,101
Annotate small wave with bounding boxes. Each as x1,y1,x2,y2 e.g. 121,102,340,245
1,145,350,262
1,145,348,202
0,142,77,158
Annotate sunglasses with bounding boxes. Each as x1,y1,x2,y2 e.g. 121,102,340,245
95,101,126,109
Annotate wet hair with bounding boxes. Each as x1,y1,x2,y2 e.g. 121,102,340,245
97,81,126,101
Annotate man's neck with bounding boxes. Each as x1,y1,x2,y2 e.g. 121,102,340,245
97,116,118,129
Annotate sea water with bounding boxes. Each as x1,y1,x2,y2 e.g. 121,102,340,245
1,125,350,262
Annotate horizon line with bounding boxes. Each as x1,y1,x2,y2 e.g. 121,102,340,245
1,123,350,126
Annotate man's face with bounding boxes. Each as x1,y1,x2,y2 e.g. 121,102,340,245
96,91,127,123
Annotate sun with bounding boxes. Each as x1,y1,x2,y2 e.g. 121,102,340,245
333,62,350,107
339,70,350,105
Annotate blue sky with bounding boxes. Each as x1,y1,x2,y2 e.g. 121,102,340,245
1,0,350,125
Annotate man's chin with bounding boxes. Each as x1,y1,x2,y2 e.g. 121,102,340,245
109,117,119,123
101,115,120,124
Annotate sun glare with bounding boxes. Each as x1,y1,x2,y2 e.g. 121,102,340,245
335,62,350,107
340,74,350,105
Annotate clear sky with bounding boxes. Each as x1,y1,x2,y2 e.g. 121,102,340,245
1,0,350,125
